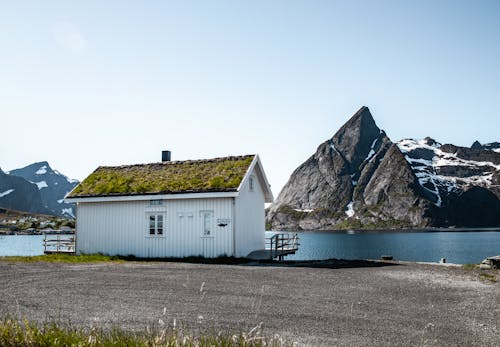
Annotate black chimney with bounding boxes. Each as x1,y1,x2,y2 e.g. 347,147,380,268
162,150,171,162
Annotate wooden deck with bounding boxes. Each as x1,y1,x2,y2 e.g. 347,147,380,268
247,233,299,260
43,234,76,254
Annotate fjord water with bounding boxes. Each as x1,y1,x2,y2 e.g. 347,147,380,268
0,235,45,256
1,231,500,263
266,230,500,264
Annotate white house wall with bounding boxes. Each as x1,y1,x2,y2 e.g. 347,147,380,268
76,198,234,258
234,167,266,257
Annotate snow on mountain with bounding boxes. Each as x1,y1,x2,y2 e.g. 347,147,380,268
61,207,75,218
397,137,500,207
0,189,15,198
35,165,47,175
0,169,50,215
267,107,500,230
267,106,433,230
34,181,48,189
7,162,79,218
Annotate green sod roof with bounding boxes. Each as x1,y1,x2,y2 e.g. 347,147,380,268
67,155,255,198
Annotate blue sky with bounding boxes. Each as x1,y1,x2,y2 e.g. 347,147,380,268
1,1,499,195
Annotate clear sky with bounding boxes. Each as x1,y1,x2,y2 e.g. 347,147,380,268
1,0,499,196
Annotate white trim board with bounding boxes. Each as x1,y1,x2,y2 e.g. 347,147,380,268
65,191,238,203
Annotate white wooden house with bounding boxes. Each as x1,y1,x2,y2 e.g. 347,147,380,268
65,153,273,258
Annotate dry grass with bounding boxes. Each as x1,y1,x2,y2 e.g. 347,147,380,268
0,318,289,347
0,253,124,263
479,273,496,282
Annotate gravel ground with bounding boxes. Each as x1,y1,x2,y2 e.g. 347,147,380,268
0,260,499,346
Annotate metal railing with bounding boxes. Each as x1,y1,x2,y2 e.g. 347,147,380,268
265,233,299,260
43,234,76,254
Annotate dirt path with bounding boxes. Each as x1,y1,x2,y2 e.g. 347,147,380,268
0,260,498,346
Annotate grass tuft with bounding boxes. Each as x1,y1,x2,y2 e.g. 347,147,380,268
479,273,496,283
0,253,124,263
0,254,256,265
0,318,288,346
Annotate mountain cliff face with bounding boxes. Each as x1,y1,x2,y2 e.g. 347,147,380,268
1,162,79,218
397,139,500,227
0,169,50,215
267,107,500,230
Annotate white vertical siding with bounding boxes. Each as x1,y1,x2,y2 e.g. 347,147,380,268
76,198,234,258
234,167,266,257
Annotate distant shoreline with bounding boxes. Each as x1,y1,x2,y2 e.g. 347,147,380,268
0,229,75,236
270,227,500,233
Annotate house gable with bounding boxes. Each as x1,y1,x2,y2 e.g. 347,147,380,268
237,155,273,203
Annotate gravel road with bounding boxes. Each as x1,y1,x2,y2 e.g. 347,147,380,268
0,260,499,346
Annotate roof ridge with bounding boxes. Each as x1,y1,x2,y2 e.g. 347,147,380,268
98,154,256,170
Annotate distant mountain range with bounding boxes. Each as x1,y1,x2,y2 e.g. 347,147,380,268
267,107,500,230
0,162,79,218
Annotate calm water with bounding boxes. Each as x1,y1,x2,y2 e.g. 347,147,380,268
266,230,500,264
0,235,45,256
1,231,500,264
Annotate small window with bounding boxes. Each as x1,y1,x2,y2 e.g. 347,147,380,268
150,200,163,206
149,215,155,235
148,214,165,235
249,176,255,192
157,215,163,235
201,211,213,236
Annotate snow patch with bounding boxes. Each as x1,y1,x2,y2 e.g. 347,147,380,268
35,165,47,175
405,156,433,166
398,138,499,197
35,181,48,189
61,208,75,218
57,199,64,204
365,149,375,161
0,189,14,197
293,208,313,213
364,138,378,162
345,201,355,217
329,141,338,154
493,148,500,153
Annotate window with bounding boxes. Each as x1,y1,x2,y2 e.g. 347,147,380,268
249,176,254,192
148,214,164,235
201,211,213,236
150,200,163,206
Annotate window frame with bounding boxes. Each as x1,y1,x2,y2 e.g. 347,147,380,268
147,213,165,237
200,210,214,238
249,175,255,192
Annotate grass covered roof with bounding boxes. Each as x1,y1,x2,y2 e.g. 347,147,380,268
67,155,255,198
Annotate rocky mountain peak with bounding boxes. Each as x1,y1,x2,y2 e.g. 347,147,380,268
330,106,384,173
7,162,79,218
267,107,500,230
471,140,482,150
422,137,440,147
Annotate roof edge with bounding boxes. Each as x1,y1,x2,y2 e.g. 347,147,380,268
65,191,239,203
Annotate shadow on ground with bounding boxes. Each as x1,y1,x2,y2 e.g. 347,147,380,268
118,255,399,269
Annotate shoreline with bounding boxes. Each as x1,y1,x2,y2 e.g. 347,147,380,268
271,226,500,233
